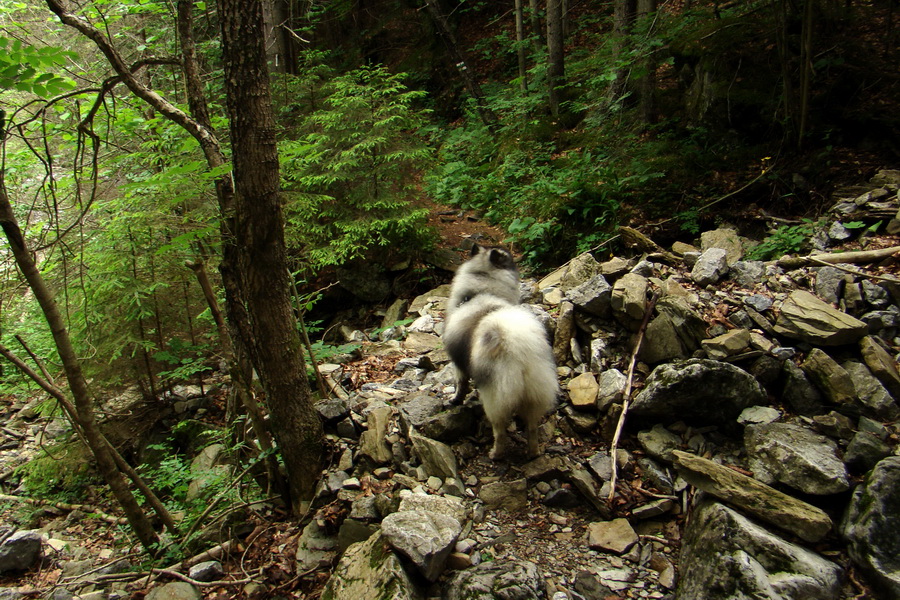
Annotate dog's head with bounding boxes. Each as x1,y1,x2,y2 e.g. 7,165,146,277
470,244,517,274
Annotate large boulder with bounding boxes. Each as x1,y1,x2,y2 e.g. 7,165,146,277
774,290,868,346
677,500,843,600
841,456,900,599
442,559,545,600
0,530,42,573
744,423,850,495
322,533,423,600
631,359,765,424
381,510,461,582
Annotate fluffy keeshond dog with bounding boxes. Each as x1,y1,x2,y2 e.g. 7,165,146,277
443,245,558,459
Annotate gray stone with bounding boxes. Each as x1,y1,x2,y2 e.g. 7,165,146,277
678,500,843,600
358,406,394,465
774,290,868,346
640,296,707,364
381,510,461,581
295,519,339,571
145,582,202,600
737,406,781,426
187,560,223,583
860,336,900,400
828,221,853,242
632,359,766,424
745,423,850,495
410,433,458,481
596,368,627,412
691,248,729,286
566,274,612,317
316,397,351,422
442,560,544,600
841,456,900,599
398,394,476,442
672,450,833,542
611,273,649,327
701,328,750,359
0,530,41,573
701,227,743,265
729,261,766,287
552,301,575,364
781,360,826,416
637,424,682,462
381,298,409,330
843,360,900,420
844,432,892,474
744,294,774,312
812,411,856,441
802,348,857,405
321,533,423,600
397,490,468,524
539,252,602,292
862,280,891,308
479,479,528,512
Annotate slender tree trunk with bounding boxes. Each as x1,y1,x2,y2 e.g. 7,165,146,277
424,0,499,129
515,0,528,91
0,127,159,552
798,0,815,148
609,0,637,104
218,0,324,513
546,0,565,117
186,256,283,497
528,0,544,54
636,0,657,124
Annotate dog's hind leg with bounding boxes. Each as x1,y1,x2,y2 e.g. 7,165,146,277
451,368,471,405
489,418,511,460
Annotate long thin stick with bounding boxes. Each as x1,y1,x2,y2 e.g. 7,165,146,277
607,290,659,504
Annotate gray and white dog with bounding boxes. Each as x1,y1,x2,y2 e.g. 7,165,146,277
443,245,558,459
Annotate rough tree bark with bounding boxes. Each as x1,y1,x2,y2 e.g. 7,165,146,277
177,0,286,501
515,0,528,91
218,0,324,513
546,0,565,117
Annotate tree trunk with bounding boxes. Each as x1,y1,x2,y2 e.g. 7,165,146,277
218,0,324,513
515,0,528,91
636,0,657,124
609,0,637,104
178,0,287,501
546,0,565,117
0,124,160,552
798,0,815,148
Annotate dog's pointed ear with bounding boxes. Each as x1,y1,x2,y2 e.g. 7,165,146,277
488,248,515,270
470,244,483,257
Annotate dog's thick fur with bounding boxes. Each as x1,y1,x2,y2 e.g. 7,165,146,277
443,245,558,459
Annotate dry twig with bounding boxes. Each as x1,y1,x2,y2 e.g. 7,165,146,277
607,290,660,504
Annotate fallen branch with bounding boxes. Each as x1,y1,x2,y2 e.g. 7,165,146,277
0,493,127,525
607,290,660,504
778,245,900,269
805,256,900,284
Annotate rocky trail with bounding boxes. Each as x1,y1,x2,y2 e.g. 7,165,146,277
3,170,900,599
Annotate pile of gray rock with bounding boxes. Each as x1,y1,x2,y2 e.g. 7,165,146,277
3,170,900,600
307,169,900,600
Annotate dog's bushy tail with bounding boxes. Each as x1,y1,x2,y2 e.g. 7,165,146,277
470,305,558,426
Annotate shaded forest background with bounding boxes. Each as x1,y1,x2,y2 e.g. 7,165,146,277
0,0,899,559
